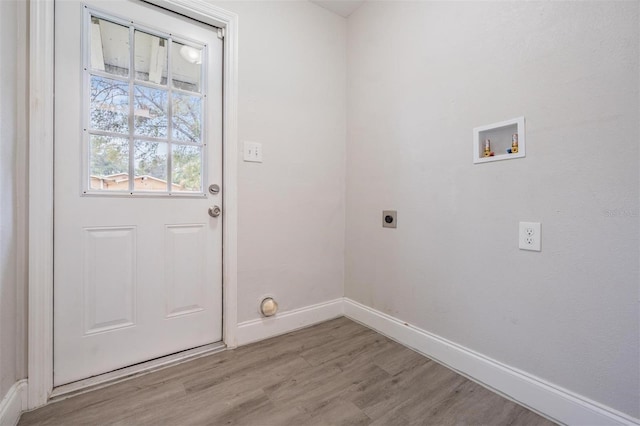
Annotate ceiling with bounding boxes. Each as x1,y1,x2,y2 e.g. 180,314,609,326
309,0,365,17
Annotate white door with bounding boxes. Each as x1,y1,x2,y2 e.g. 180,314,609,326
54,0,223,386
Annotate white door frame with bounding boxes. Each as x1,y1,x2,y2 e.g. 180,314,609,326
27,0,238,409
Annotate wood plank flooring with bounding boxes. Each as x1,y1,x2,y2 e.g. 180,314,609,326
19,317,556,426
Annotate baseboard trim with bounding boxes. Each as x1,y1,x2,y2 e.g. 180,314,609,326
236,298,344,346
0,380,28,426
343,298,639,426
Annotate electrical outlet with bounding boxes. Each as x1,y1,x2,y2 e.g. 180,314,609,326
519,222,541,251
382,210,397,228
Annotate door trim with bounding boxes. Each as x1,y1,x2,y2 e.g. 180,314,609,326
27,0,239,409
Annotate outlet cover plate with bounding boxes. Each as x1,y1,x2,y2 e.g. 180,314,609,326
382,210,397,228
519,221,541,251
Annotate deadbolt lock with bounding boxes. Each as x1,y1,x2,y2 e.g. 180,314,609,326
208,184,220,195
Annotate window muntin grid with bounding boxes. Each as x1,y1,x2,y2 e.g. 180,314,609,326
83,9,207,196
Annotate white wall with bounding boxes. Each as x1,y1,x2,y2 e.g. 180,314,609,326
213,1,347,323
346,0,639,419
0,0,28,401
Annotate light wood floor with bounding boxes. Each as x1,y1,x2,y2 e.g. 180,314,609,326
19,317,555,426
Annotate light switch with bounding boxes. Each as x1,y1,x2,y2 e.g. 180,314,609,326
243,141,262,163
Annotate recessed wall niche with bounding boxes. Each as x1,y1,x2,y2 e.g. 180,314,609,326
473,116,525,164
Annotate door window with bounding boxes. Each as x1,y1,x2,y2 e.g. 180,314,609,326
84,10,206,195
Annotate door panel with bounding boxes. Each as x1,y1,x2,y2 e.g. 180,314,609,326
54,0,223,386
82,226,137,334
165,224,207,318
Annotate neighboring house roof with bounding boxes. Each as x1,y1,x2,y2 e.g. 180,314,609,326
90,174,185,190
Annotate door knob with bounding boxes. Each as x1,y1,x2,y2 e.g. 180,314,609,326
208,206,221,217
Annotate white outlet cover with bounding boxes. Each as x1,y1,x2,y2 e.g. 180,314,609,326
519,221,541,251
243,141,262,163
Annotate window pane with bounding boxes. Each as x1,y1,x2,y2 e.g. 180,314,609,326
172,93,202,143
91,17,130,77
90,75,129,134
171,41,202,92
89,135,129,191
134,85,168,138
172,145,202,192
134,141,168,191
134,31,167,85
86,14,210,196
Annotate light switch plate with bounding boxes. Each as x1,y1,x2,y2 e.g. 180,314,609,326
243,141,262,162
519,221,541,251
